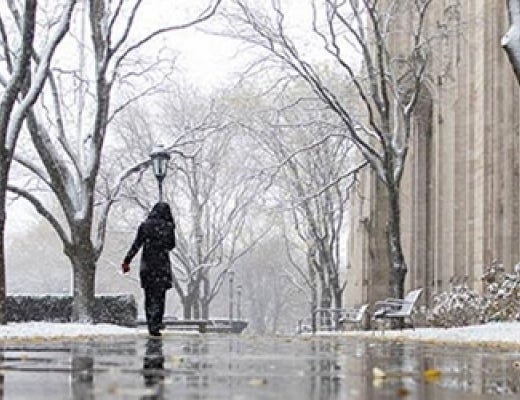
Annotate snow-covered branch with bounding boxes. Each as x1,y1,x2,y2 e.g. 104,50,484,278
7,185,71,247
110,0,223,81
6,0,77,152
12,155,53,189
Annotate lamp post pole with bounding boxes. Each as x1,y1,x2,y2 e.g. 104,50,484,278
157,176,165,201
228,271,235,324
150,144,171,202
236,284,242,321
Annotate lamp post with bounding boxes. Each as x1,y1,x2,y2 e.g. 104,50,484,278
228,270,235,323
150,144,170,201
236,284,242,321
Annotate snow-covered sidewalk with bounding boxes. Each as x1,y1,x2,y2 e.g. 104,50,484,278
341,322,520,348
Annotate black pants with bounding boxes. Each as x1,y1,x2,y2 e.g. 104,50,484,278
144,287,167,334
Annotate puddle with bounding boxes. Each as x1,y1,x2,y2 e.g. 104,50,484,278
0,334,518,399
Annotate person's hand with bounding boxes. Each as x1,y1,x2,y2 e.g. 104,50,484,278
122,263,130,274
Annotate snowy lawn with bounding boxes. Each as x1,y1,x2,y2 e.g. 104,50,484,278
2,321,520,348
0,322,138,341
340,322,520,348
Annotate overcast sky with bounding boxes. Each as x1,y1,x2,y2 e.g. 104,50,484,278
7,1,241,235
133,0,247,92
7,0,321,235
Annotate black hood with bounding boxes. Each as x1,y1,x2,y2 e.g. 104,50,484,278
148,202,173,224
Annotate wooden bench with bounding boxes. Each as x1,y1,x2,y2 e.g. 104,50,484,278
372,288,423,332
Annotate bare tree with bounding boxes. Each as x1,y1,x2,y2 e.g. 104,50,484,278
112,88,263,320
242,95,356,326
0,0,77,323
503,0,520,83
8,0,222,322
220,0,436,300
237,235,306,334
162,100,263,320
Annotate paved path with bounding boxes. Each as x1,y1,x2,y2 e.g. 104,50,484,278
0,333,518,399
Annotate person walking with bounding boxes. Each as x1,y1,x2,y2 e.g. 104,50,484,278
122,202,176,336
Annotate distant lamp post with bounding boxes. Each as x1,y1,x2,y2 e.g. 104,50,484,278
228,270,235,323
236,284,242,321
150,144,170,201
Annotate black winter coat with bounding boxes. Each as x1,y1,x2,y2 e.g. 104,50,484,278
124,203,175,290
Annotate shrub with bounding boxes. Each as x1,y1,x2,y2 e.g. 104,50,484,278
6,295,137,326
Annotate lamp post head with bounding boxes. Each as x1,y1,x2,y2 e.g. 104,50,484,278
150,144,171,181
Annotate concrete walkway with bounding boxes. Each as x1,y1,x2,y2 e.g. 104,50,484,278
0,333,517,399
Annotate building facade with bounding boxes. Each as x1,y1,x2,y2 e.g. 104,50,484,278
346,1,520,306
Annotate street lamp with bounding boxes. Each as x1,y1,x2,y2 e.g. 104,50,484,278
236,284,242,321
228,270,235,323
150,144,170,201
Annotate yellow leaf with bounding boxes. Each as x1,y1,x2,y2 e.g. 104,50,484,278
423,368,442,383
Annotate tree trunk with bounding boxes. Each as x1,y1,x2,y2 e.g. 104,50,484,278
309,258,318,333
332,280,342,310
318,268,332,329
70,252,96,322
201,275,210,318
0,187,6,324
322,249,342,309
66,224,97,323
0,0,38,326
201,301,209,319
192,286,201,319
183,287,196,319
387,183,407,300
183,301,192,319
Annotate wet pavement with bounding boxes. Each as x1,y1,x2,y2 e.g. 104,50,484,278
0,333,519,399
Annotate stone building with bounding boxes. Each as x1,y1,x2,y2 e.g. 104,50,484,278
346,2,520,306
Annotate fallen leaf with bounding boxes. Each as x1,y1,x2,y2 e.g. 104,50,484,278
248,378,268,386
423,368,442,383
373,377,385,388
397,387,411,397
170,355,185,368
372,367,387,379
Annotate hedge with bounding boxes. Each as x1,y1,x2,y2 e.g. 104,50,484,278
6,295,137,327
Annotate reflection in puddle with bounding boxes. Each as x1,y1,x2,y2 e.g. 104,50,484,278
71,344,94,400
0,335,519,399
142,338,164,400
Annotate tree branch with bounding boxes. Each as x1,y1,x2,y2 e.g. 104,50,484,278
7,185,71,247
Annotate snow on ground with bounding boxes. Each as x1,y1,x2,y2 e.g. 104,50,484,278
1,321,520,347
340,322,520,348
0,322,138,341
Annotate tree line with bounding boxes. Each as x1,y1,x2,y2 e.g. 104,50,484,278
1,1,517,330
